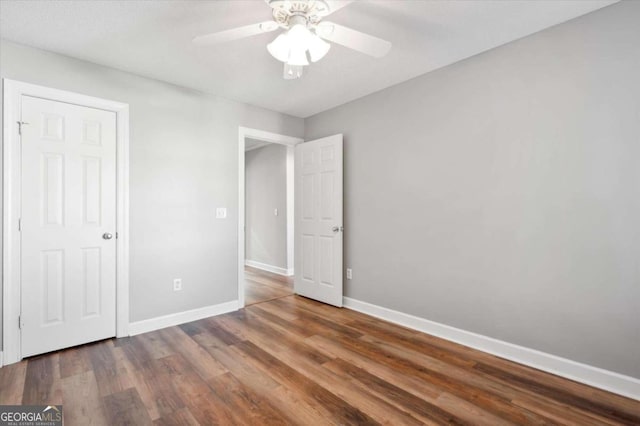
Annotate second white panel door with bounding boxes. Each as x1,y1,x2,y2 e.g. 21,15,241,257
20,95,117,357
294,134,343,307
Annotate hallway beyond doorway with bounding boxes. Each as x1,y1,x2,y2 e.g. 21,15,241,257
244,266,293,306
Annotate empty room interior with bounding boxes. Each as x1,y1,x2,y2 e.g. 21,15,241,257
0,0,639,424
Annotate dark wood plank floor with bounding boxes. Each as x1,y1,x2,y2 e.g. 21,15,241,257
244,266,293,306
1,295,638,425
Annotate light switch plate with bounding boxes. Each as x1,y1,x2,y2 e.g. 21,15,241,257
216,208,227,219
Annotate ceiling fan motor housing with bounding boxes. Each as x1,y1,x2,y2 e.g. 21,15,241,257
267,0,330,28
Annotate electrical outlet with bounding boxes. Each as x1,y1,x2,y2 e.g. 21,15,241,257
346,268,352,280
173,278,182,291
274,208,278,216
216,208,227,219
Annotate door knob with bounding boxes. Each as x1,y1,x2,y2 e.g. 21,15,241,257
332,226,344,233
102,232,113,240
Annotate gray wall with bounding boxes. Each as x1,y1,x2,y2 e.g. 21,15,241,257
305,1,640,378
0,40,304,345
245,143,288,269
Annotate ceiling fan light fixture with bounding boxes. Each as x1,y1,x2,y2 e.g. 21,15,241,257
287,23,312,51
267,33,290,62
283,63,303,80
194,1,392,80
308,34,330,62
288,47,309,66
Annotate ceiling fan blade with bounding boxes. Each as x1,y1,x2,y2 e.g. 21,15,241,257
193,21,279,46
323,0,354,16
316,22,391,58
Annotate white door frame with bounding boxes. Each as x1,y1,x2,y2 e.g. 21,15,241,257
238,127,302,308
2,79,130,366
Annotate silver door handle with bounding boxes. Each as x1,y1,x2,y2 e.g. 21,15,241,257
332,226,344,233
103,232,113,240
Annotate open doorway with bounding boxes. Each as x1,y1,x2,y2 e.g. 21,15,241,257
238,127,302,307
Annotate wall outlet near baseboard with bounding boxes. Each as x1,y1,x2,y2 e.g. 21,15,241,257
173,278,182,291
346,268,352,280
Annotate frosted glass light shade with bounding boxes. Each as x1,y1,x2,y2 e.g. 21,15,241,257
308,34,330,62
267,34,290,63
288,47,309,66
267,23,332,78
288,24,312,51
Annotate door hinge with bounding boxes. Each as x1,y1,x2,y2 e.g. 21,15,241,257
116,232,119,239
17,121,30,136
18,315,23,329
18,218,21,231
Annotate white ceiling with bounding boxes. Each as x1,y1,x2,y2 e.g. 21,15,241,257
0,0,617,118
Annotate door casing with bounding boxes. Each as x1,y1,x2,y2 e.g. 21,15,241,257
2,79,130,366
237,127,302,308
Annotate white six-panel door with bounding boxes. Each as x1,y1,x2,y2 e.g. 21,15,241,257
294,134,343,307
20,95,117,357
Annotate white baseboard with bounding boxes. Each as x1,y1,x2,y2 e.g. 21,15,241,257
245,259,293,276
343,297,640,401
129,300,239,336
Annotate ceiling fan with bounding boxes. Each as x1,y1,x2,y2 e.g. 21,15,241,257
193,0,392,79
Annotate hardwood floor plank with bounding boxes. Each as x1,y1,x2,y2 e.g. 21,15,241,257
474,362,640,425
200,344,281,394
207,372,291,425
268,296,365,339
238,308,334,364
198,317,245,345
119,335,156,372
153,407,200,426
205,343,331,424
245,266,292,285
156,354,238,424
276,294,371,324
234,340,381,425
216,310,305,356
58,345,92,379
348,318,476,368
138,330,176,360
332,332,556,424
434,392,515,426
102,387,153,426
305,333,458,402
158,327,227,380
252,296,302,322
306,334,550,425
22,354,61,405
0,360,27,404
244,266,293,307
245,279,292,306
2,294,638,425
177,321,203,337
114,345,185,421
60,370,110,426
358,333,613,425
86,341,133,397
273,346,427,425
325,358,469,425
247,303,324,338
